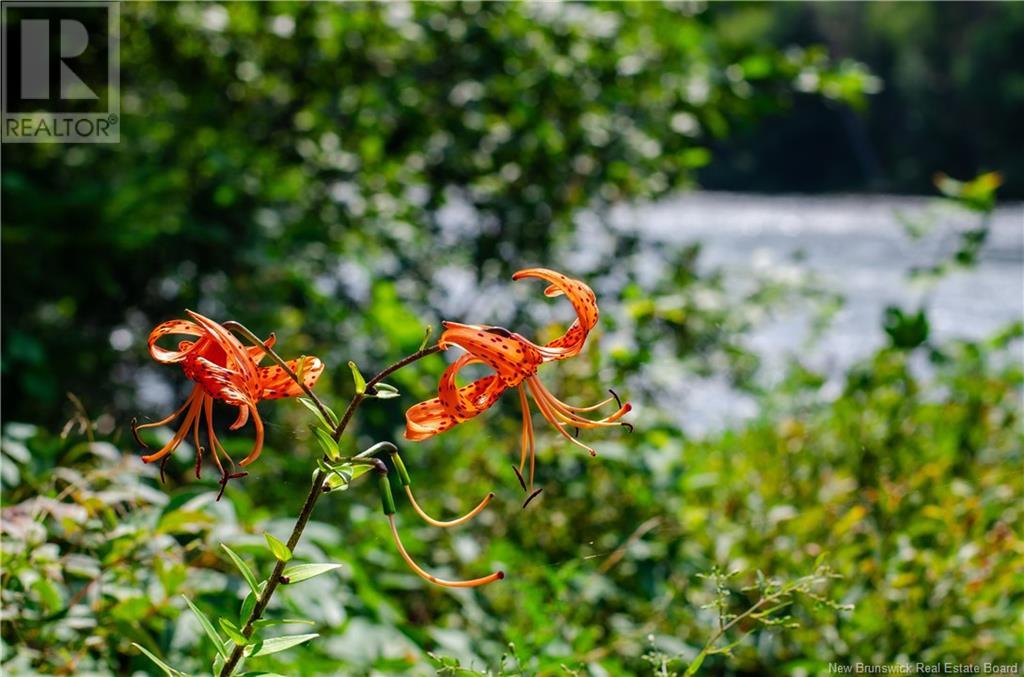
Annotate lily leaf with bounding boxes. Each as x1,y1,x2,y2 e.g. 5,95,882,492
684,651,707,677
370,382,400,399
253,618,316,630
182,595,226,659
221,544,261,597
219,617,249,646
281,563,342,584
131,643,186,676
297,397,338,429
245,633,319,657
239,591,256,627
263,532,292,562
312,427,340,461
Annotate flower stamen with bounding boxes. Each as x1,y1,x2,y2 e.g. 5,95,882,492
387,515,504,588
404,485,494,528
522,488,543,509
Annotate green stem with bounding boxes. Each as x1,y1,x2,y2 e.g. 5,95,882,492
685,577,810,676
216,342,443,677
222,321,337,428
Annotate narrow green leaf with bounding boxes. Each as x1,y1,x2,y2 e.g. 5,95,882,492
253,617,316,630
237,673,289,677
221,544,261,597
297,398,338,428
131,643,184,676
219,617,249,646
312,426,340,461
281,563,342,584
348,361,366,395
684,651,707,677
246,633,319,657
182,595,226,659
239,591,256,627
709,637,745,656
263,533,293,562
370,382,400,399
212,653,225,676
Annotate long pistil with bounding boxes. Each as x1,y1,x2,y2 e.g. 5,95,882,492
387,515,504,588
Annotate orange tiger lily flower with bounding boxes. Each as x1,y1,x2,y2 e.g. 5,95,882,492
405,268,631,497
133,310,324,495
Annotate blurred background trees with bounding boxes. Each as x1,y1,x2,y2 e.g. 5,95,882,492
9,0,1023,424
2,2,1021,675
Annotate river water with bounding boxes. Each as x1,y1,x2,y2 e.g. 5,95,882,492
608,192,1023,433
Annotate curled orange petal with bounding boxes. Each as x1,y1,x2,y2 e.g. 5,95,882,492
404,397,460,441
511,268,599,360
148,319,204,363
440,321,542,387
258,355,325,400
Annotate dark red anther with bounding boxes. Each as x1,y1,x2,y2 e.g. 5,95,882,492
484,326,513,338
511,464,527,492
216,471,248,501
608,388,623,409
130,417,151,450
522,488,543,509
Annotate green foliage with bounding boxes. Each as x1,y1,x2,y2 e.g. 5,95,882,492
699,3,1024,196
883,306,930,350
1,4,1019,676
4,313,1020,673
0,1,874,425
220,545,262,599
280,564,341,585
263,534,292,563
900,171,1004,283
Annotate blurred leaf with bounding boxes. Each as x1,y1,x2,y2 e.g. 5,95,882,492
158,509,216,535
883,306,930,349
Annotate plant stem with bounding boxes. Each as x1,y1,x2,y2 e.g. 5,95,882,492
217,343,443,677
685,575,813,677
331,345,443,442
222,321,338,428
